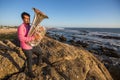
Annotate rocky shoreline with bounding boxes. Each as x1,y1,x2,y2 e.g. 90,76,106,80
0,36,113,80
0,28,119,80
46,30,120,80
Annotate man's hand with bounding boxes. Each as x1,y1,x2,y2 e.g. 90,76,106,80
34,33,42,40
33,26,45,41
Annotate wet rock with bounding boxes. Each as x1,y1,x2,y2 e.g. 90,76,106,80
59,35,67,42
107,64,120,80
75,40,88,48
100,46,120,58
68,39,75,44
94,54,120,80
98,35,120,40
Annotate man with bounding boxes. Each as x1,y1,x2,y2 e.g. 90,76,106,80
17,12,42,78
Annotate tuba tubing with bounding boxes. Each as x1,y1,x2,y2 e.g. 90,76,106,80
27,8,48,46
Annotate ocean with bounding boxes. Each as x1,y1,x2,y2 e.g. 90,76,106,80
64,28,120,34
47,27,120,54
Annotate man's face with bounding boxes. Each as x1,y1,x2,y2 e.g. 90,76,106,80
23,15,30,24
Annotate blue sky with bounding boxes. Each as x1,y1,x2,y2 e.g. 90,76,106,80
0,0,120,28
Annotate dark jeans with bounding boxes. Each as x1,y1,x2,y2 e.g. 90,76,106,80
22,49,42,73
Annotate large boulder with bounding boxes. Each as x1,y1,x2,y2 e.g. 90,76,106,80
0,37,113,80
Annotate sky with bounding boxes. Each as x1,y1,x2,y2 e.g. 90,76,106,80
0,0,120,28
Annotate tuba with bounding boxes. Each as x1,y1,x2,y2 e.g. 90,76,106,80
27,8,48,46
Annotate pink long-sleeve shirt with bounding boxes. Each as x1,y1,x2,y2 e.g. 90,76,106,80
17,23,34,50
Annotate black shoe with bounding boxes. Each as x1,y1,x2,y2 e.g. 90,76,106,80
28,72,36,78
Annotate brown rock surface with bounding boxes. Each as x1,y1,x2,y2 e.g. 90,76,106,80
0,37,113,80
0,40,25,79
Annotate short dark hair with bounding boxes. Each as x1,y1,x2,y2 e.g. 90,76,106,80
21,12,30,19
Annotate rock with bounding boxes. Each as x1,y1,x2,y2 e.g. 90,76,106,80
0,45,25,79
3,40,17,50
100,46,120,58
93,54,120,80
0,40,10,50
107,64,120,80
0,37,113,80
98,35,120,40
59,35,67,42
75,40,88,48
0,40,26,79
68,39,76,45
37,37,113,79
